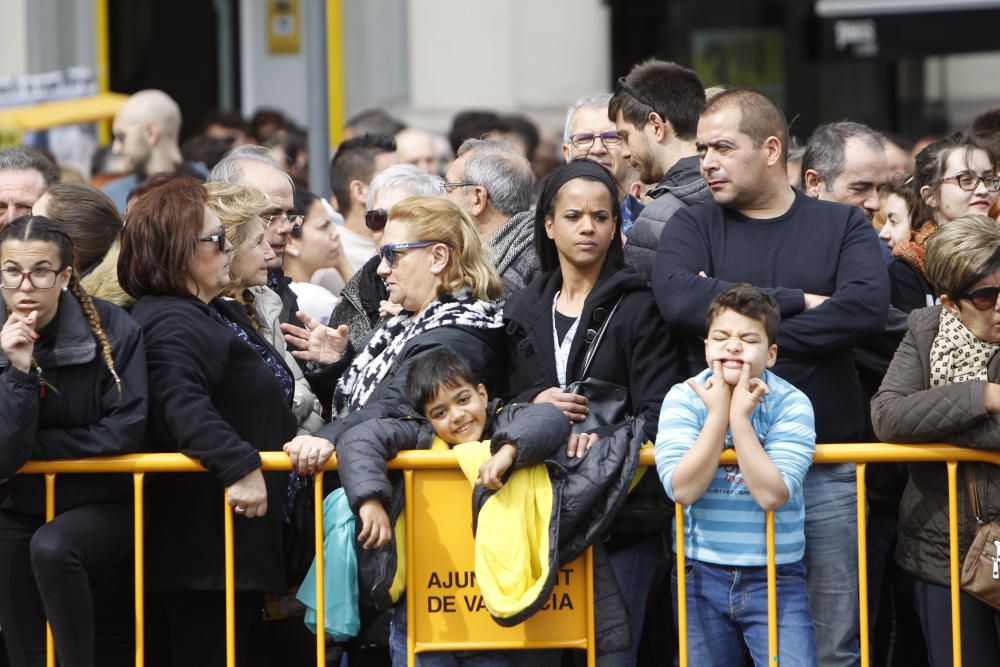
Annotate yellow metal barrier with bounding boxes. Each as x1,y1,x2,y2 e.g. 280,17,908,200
17,443,999,667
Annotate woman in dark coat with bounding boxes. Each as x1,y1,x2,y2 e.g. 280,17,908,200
502,159,684,666
118,179,298,666
0,216,147,667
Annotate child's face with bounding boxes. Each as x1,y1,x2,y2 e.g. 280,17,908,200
424,380,489,445
704,308,777,386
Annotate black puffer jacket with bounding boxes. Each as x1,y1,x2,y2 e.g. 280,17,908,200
872,305,1000,586
0,292,147,515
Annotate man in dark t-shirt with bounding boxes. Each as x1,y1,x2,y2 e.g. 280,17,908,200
654,88,889,667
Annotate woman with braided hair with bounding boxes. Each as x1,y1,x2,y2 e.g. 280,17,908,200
0,215,148,666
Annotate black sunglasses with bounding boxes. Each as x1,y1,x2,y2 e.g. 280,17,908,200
364,208,388,231
615,76,658,113
959,286,1000,311
198,233,227,253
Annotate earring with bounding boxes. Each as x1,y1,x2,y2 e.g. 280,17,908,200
62,286,68,292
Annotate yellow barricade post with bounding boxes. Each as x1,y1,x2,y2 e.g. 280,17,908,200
404,467,594,665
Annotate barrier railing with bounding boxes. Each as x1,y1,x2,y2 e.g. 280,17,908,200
16,443,996,667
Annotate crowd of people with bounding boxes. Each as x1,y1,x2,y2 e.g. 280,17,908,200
2,56,1000,667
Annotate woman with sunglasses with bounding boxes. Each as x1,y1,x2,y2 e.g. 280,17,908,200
0,216,147,666
119,178,299,666
873,214,1000,667
889,132,999,313
502,159,683,666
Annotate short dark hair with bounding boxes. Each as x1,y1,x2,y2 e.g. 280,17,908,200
202,109,248,134
40,183,123,272
405,349,480,415
118,177,208,299
703,88,789,165
970,107,1000,162
344,107,405,139
607,59,705,140
448,110,506,155
329,134,396,216
801,121,885,190
705,284,780,346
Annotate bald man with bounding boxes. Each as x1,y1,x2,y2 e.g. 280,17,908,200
102,89,185,212
394,127,442,175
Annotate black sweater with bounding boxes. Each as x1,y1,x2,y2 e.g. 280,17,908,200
653,190,889,443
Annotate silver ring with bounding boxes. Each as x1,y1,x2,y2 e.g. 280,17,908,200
234,506,246,514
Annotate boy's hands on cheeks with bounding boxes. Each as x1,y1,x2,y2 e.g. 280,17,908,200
730,362,769,421
476,444,517,490
358,498,392,549
688,360,733,415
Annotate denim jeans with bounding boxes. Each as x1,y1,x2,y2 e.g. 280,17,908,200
598,535,667,667
671,559,816,667
388,599,558,667
802,464,860,667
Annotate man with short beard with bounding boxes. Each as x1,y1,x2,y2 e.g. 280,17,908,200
609,59,711,278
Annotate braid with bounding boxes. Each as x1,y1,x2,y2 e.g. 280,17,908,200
69,272,122,396
241,288,263,331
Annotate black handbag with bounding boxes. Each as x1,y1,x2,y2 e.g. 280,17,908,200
565,296,630,433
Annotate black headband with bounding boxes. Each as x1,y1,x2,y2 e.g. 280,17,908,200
535,158,621,225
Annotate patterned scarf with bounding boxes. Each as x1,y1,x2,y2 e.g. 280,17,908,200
334,290,503,414
487,210,535,276
892,221,938,278
929,307,1000,387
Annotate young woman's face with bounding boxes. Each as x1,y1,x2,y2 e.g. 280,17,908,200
186,206,232,302
544,178,617,271
927,148,997,225
878,193,912,250
288,199,342,273
1,239,71,329
228,217,274,288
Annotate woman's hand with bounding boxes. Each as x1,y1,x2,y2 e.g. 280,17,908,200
565,432,599,458
1,310,38,373
283,435,335,475
281,310,348,364
476,444,518,490
227,468,268,518
533,387,589,423
378,300,403,319
357,498,392,549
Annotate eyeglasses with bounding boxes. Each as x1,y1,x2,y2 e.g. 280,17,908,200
364,208,388,231
442,181,475,192
569,131,622,150
379,241,445,267
939,173,1000,192
1,267,64,290
958,285,1000,311
198,234,228,253
615,76,658,113
260,211,305,228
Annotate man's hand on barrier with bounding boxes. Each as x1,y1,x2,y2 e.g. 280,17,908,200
533,387,588,423
358,498,392,549
281,311,348,365
477,444,518,489
565,432,599,459
283,435,335,476
227,469,268,519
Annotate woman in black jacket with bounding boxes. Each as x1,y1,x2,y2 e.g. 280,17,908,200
0,216,147,667
503,159,684,667
118,179,298,666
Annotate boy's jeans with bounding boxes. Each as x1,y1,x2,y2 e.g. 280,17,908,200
671,559,817,667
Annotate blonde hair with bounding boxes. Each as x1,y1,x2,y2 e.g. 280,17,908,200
925,214,1000,298
204,181,271,326
387,196,501,301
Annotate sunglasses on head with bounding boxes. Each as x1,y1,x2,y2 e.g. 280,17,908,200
379,241,446,267
959,285,1000,311
364,208,388,231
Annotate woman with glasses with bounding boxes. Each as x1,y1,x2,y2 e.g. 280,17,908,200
889,132,999,313
873,214,1000,667
502,159,683,666
0,216,147,666
119,178,299,666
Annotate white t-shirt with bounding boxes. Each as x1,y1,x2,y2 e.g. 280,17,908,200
337,225,377,276
289,282,340,326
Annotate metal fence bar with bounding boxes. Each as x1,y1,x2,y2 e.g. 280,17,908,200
675,503,687,667
133,473,145,667
44,474,55,667
224,493,236,667
314,472,326,666
766,511,777,664
405,469,416,667
585,544,597,665
946,462,962,667
856,462,870,667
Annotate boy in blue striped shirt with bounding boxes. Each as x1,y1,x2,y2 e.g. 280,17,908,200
655,285,817,666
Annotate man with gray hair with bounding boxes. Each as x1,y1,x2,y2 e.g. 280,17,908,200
0,146,58,228
802,121,889,220
444,138,537,297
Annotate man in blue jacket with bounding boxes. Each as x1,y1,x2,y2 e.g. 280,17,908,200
653,88,889,667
